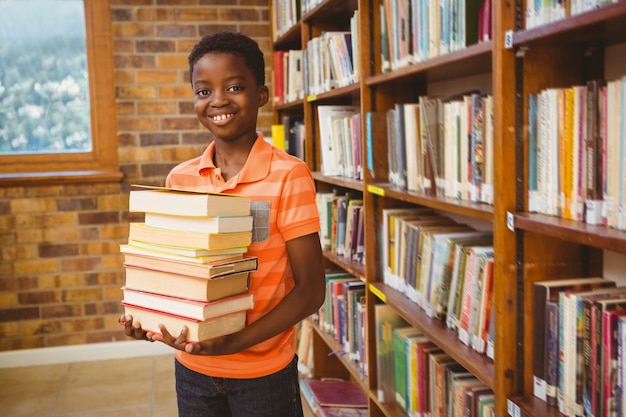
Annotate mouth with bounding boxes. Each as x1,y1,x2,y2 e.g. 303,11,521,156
211,113,234,122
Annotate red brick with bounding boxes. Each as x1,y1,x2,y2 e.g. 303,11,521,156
160,117,199,130
0,307,40,322
60,257,101,273
78,211,120,225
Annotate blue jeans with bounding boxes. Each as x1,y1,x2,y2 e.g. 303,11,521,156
174,355,304,417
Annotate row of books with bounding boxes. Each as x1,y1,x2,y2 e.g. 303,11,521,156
272,49,304,106
375,304,495,416
380,0,492,73
366,93,494,204
271,0,299,41
318,105,362,180
311,272,367,374
272,20,359,107
527,76,626,227
525,0,617,30
316,190,365,264
532,277,626,417
382,207,495,358
270,114,305,159
120,186,259,342
306,25,359,96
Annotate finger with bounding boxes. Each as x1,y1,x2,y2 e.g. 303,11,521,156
132,321,145,339
174,326,189,344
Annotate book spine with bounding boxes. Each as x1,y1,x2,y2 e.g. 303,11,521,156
545,300,560,406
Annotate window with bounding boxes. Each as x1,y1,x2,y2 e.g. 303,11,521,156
0,0,121,184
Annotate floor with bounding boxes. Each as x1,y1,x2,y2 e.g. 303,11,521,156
0,354,178,417
0,352,316,417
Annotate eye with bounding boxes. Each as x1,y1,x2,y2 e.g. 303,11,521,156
227,85,244,92
196,89,210,97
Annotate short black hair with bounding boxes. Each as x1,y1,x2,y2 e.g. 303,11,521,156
188,31,265,86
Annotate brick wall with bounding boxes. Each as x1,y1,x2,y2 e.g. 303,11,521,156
0,0,272,351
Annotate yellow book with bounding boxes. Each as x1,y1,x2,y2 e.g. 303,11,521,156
271,124,286,151
128,222,252,250
561,88,575,220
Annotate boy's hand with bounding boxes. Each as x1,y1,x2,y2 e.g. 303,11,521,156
152,325,238,356
119,314,154,342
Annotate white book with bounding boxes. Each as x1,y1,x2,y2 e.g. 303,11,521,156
317,105,360,177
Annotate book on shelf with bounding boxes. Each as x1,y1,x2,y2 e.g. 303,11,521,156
317,105,360,177
374,303,408,404
143,212,254,234
317,407,368,417
121,288,253,321
120,243,245,265
122,303,246,343
532,277,615,405
300,378,368,409
392,326,422,411
128,222,252,250
129,185,251,217
271,123,286,151
123,266,250,302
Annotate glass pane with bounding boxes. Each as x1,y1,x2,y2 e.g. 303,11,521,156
0,0,91,155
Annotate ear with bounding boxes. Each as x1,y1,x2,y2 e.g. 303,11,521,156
258,85,269,107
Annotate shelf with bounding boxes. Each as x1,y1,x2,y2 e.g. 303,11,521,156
312,172,364,192
512,2,626,47
273,21,302,50
323,249,366,279
302,0,359,24
274,98,305,112
310,320,368,392
367,182,494,222
366,41,493,85
507,396,564,417
306,82,361,103
514,212,626,254
370,282,495,389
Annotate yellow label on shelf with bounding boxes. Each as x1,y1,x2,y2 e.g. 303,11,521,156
306,95,317,102
368,283,386,303
367,185,385,196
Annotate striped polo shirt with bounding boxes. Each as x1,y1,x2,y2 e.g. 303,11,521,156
165,133,320,378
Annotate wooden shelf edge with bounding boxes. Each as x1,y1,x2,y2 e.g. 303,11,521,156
323,250,366,279
368,182,494,222
507,395,565,417
514,212,626,254
370,282,495,389
365,41,493,86
312,172,364,192
512,1,626,47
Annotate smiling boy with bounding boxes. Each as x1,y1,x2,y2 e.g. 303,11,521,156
121,31,326,417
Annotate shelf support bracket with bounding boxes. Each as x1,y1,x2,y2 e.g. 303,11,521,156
506,211,515,232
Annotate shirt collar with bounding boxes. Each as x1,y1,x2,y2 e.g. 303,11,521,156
197,132,272,184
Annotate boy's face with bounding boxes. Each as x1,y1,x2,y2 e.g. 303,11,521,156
191,52,269,142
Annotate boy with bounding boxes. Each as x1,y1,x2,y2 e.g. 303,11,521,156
120,31,326,417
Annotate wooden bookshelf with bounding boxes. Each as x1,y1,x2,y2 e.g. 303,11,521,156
271,1,626,416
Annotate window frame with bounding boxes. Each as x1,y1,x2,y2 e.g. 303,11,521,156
0,0,122,186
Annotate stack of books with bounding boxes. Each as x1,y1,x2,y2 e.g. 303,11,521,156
120,185,258,342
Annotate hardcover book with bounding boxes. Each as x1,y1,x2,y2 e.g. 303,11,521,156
121,288,253,321
123,266,250,302
143,212,254,234
125,239,248,258
301,378,368,409
128,223,252,250
122,303,247,342
120,244,245,265
129,185,251,217
122,252,257,279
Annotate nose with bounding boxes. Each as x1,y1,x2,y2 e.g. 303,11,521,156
210,89,228,107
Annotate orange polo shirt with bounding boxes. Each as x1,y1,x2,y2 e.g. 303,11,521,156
165,133,320,378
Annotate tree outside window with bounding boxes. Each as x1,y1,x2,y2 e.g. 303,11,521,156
0,0,120,184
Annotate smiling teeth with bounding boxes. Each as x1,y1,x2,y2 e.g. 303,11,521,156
213,114,233,121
